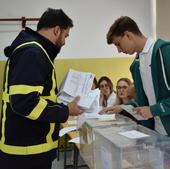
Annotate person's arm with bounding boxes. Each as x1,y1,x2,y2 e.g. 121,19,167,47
150,45,170,117
98,105,123,114
9,47,82,123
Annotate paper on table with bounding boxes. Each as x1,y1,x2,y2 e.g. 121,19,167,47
98,114,116,121
67,120,77,125
119,130,150,139
120,105,147,120
77,112,115,129
59,126,77,137
68,137,80,144
85,112,116,121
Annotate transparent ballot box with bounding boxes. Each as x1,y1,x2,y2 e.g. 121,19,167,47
80,114,136,169
93,125,170,169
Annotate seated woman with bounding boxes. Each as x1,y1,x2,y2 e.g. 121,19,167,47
98,76,116,107
115,77,134,104
99,78,138,122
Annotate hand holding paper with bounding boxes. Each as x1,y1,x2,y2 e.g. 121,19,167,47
133,106,153,119
68,96,84,116
58,69,100,112
98,105,123,114
120,105,148,120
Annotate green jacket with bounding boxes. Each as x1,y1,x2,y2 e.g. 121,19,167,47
130,39,170,136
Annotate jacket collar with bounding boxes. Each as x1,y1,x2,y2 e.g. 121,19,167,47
141,38,155,54
25,27,60,61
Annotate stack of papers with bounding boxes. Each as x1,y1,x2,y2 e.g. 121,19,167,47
120,105,147,120
83,112,115,121
58,69,100,111
77,113,116,129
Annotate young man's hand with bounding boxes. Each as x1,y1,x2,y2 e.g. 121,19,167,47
133,106,153,119
68,96,84,116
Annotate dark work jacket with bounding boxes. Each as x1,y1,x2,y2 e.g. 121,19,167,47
0,27,69,168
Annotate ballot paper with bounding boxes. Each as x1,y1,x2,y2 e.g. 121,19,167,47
68,137,80,144
58,69,100,110
120,105,147,120
76,113,116,129
59,126,77,137
67,120,77,125
119,130,150,139
84,112,116,120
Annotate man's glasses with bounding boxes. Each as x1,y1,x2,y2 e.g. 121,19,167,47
116,86,128,90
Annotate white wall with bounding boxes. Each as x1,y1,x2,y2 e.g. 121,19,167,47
156,0,170,40
0,0,155,60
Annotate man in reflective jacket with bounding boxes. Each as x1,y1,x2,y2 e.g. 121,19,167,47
0,8,83,169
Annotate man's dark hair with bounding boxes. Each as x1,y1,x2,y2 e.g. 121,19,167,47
37,8,73,31
107,16,142,44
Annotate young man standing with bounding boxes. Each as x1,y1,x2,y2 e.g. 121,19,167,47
0,8,83,169
107,16,170,136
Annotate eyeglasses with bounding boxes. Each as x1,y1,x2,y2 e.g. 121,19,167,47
100,84,109,89
116,86,128,90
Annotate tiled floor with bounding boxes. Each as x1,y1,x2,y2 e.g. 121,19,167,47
52,150,89,169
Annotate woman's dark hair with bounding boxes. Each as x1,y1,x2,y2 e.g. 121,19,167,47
93,77,98,88
37,8,73,31
98,76,113,94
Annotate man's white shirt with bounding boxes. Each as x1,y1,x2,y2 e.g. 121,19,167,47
139,37,167,135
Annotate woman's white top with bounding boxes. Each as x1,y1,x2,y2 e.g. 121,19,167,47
106,91,116,107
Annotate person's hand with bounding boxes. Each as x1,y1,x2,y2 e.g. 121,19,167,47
98,105,122,114
111,105,123,113
133,106,153,119
98,107,108,114
68,96,84,116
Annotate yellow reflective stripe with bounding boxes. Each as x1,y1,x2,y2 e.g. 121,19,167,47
1,60,10,143
14,41,55,69
2,92,9,102
40,70,57,102
0,140,58,155
26,99,47,120
9,85,44,95
50,70,57,102
46,123,55,142
41,96,51,100
1,102,7,144
2,60,10,102
4,60,10,92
